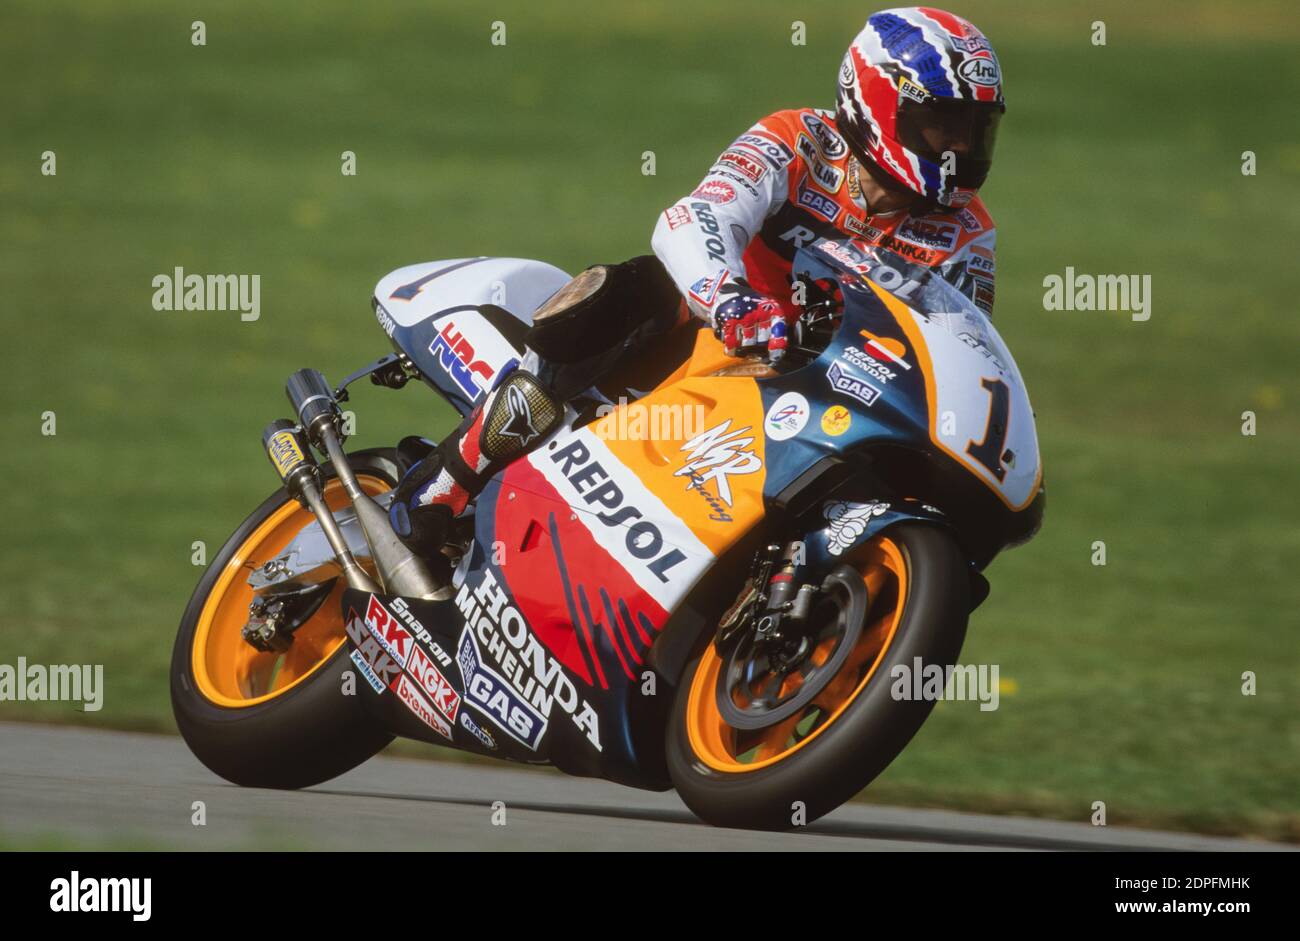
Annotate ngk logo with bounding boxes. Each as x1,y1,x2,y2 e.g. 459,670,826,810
407,644,461,721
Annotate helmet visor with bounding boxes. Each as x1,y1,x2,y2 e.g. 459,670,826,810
896,97,1004,189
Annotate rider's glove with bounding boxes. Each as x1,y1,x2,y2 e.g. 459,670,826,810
711,280,799,362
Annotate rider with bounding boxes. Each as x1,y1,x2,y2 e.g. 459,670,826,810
389,6,1006,556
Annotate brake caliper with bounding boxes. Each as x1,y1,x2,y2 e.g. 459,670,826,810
240,580,336,653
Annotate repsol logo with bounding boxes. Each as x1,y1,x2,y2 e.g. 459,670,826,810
689,201,729,264
550,440,687,583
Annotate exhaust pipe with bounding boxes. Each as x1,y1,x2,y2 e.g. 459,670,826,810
284,369,443,599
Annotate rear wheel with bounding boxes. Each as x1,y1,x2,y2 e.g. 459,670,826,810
667,523,970,830
170,451,400,789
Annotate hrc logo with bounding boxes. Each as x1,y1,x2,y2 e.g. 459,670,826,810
428,320,503,401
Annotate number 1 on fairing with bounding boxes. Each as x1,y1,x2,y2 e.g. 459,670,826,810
967,377,1010,482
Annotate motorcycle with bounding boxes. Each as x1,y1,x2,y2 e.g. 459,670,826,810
170,236,1044,830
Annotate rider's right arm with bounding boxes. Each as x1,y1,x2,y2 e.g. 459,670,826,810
650,117,795,322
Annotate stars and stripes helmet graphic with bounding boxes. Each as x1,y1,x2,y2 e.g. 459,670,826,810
835,7,1005,208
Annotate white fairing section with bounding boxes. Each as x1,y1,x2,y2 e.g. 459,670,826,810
908,306,1041,509
373,257,572,328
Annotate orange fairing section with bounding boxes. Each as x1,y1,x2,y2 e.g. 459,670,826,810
591,330,768,557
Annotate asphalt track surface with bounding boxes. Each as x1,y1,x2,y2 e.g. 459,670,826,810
0,722,1291,851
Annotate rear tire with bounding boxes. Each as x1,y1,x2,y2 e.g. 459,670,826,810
170,451,400,789
666,523,970,830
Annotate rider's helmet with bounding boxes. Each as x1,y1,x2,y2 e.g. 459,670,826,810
835,7,1005,208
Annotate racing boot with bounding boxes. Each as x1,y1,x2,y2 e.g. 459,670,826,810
389,366,562,556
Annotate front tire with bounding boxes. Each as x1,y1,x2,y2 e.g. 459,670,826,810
666,523,970,830
170,451,400,789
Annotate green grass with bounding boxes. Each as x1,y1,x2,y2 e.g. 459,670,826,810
2,0,1298,840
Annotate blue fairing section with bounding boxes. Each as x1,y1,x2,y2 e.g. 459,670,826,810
804,502,949,579
757,269,931,504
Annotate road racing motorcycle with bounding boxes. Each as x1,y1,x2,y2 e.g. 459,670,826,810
171,237,1044,830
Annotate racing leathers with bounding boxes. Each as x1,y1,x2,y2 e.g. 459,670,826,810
392,106,1000,559
651,107,999,338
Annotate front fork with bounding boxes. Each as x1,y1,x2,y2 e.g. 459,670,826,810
716,539,826,651
264,368,443,600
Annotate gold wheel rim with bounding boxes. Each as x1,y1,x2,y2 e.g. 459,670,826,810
190,474,390,707
685,536,909,773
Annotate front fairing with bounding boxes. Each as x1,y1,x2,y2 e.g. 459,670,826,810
756,238,1043,555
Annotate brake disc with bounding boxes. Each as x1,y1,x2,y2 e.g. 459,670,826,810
715,565,869,731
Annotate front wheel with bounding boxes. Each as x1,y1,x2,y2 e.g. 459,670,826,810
170,450,401,789
666,523,970,830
